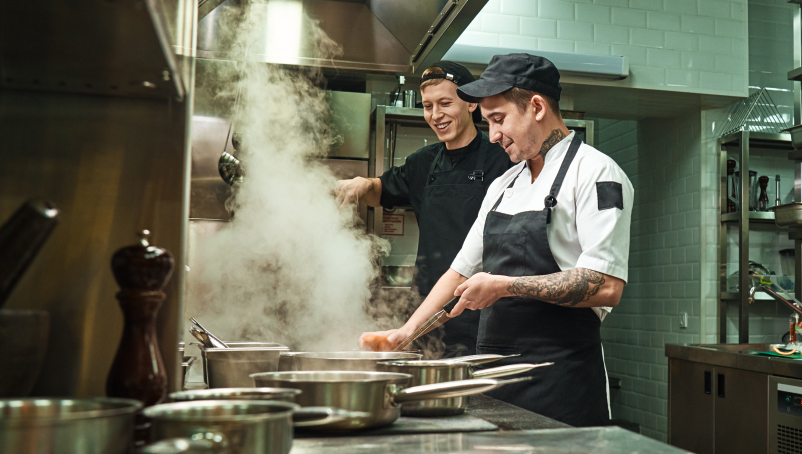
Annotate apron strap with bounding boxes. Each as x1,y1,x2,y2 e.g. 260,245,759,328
544,132,582,224
468,135,488,182
425,145,446,186
489,131,582,220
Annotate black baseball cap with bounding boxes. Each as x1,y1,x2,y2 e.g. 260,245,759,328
457,53,561,103
420,61,482,124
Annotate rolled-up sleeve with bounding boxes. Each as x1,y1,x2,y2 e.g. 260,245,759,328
574,162,633,283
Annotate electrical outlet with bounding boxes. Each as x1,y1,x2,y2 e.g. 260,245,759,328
680,312,688,329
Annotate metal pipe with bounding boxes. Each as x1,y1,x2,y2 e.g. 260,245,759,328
750,285,802,315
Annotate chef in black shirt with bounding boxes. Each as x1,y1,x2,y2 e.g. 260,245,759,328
336,61,512,356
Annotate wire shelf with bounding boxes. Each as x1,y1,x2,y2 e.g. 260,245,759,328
719,88,789,137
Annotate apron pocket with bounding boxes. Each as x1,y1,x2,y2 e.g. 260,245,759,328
483,233,526,271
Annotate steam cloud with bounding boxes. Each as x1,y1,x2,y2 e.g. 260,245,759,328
185,6,398,351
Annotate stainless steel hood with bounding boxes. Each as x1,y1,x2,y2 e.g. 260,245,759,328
196,0,488,74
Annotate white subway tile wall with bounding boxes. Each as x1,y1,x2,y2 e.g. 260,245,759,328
594,114,703,442
455,0,749,95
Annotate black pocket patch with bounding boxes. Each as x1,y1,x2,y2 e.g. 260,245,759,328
596,182,623,210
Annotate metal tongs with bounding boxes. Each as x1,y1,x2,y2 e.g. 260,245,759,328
394,297,459,352
189,317,229,348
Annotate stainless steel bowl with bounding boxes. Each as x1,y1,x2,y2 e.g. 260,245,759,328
0,397,142,454
290,351,422,372
170,387,301,403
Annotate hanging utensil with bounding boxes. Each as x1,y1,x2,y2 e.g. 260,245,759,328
393,297,459,352
190,317,228,348
0,200,59,310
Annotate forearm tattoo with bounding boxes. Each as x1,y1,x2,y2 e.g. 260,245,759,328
538,129,566,158
507,268,606,307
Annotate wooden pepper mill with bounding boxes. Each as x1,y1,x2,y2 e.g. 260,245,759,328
106,230,174,445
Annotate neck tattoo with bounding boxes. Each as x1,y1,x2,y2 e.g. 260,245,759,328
538,129,566,159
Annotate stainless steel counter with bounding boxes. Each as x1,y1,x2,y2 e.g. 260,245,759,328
290,427,690,453
665,343,802,378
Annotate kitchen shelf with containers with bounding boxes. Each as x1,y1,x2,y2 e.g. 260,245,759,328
718,131,799,343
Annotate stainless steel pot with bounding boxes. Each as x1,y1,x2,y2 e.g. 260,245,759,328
199,343,289,388
250,371,529,431
170,387,301,403
0,397,142,454
377,360,550,416
278,352,306,372
289,351,422,371
144,400,358,454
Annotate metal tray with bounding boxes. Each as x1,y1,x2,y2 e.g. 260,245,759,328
770,203,802,227
784,124,802,148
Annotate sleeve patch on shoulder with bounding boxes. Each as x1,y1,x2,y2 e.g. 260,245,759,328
596,182,623,211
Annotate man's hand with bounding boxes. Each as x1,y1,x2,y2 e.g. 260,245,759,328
451,272,509,316
335,177,376,207
358,328,412,351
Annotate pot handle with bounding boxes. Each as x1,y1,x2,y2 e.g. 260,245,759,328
292,407,370,428
441,354,521,365
391,378,501,404
471,362,553,379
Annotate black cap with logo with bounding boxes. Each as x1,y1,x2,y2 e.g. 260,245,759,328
457,53,562,103
420,61,482,124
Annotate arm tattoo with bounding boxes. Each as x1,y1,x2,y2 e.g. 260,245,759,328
538,129,566,159
507,268,606,307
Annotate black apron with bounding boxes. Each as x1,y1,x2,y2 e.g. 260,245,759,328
477,133,609,427
415,134,489,357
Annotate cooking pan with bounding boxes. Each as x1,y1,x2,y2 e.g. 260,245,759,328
377,360,552,416
250,371,530,431
144,400,362,454
170,387,302,403
289,351,422,372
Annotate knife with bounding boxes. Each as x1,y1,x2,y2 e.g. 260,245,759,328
393,296,460,352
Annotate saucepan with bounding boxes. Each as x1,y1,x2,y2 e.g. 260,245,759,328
377,360,553,416
250,371,531,431
170,387,302,403
143,400,366,454
287,351,422,372
198,343,290,388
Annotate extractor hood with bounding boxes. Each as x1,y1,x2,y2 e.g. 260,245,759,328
196,0,488,74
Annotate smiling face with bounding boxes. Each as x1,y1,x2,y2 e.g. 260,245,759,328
480,92,545,163
421,81,477,149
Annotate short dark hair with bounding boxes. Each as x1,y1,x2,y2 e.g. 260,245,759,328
501,87,561,118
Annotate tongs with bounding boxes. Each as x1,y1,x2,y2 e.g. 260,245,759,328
189,317,228,348
393,297,459,352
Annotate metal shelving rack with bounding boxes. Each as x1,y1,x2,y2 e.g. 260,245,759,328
718,131,795,343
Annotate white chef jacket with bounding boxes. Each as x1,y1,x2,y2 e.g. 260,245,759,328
450,131,633,321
